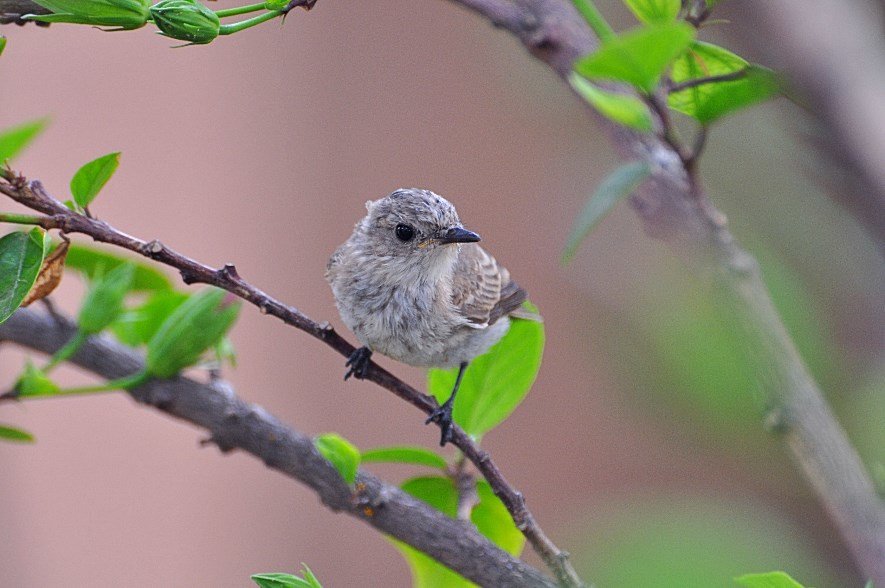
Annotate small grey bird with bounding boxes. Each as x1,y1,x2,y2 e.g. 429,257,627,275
326,188,531,445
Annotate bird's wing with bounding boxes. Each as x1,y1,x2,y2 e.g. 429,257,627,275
451,244,527,327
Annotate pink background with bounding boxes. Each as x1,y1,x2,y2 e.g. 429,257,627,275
1,1,878,586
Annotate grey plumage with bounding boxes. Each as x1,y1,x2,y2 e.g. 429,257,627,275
326,188,531,445
326,188,527,369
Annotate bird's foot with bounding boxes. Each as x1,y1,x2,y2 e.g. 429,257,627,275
344,346,372,380
425,400,455,447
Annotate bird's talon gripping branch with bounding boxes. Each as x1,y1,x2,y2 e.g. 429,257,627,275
425,398,455,446
344,346,372,380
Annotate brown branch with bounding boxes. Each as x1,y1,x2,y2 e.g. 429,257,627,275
0,0,47,25
0,308,556,588
0,173,582,587
443,0,885,583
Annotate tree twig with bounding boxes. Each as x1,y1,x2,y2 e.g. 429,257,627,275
443,0,885,582
0,0,47,25
0,308,557,588
0,172,584,587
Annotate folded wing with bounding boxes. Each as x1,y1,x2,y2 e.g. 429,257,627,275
451,244,527,328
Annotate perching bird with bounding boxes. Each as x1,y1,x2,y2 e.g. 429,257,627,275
326,188,533,445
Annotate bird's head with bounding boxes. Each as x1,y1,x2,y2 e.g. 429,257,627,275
358,189,480,268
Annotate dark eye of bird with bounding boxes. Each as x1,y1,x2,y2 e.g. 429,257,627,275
395,224,415,242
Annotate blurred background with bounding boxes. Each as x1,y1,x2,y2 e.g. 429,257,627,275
0,0,882,586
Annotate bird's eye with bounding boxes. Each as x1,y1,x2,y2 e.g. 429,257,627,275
395,224,415,242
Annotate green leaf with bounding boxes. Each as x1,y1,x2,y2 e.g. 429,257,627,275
394,476,524,586
0,228,47,324
251,566,322,588
251,574,308,588
562,161,650,263
70,152,120,208
145,287,240,378
471,481,525,556
574,22,695,93
623,0,680,23
0,37,7,57
668,42,780,123
0,423,35,443
214,336,237,368
361,446,448,470
77,262,136,334
428,303,544,438
111,290,188,346
735,571,806,588
0,119,48,163
299,566,322,588
577,499,841,587
65,243,172,291
314,433,360,485
15,359,60,398
569,73,653,132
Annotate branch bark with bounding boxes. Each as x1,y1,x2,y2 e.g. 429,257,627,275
0,174,583,587
0,308,557,588
0,0,47,24
444,0,885,582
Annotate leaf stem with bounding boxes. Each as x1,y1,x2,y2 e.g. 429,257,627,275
218,10,282,35
0,211,47,226
23,371,149,399
571,0,615,43
214,2,266,18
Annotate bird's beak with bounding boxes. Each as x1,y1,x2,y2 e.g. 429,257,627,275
438,226,481,245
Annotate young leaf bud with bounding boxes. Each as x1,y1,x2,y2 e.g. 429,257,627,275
149,0,221,45
145,288,241,379
77,263,136,335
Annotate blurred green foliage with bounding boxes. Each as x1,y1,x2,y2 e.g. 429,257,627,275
574,499,845,587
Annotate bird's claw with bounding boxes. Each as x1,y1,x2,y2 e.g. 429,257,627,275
344,347,372,380
425,401,454,447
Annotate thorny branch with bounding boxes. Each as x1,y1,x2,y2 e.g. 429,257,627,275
0,309,556,588
0,171,583,587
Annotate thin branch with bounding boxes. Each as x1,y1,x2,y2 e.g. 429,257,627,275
442,0,885,582
0,173,583,587
0,308,557,588
0,0,47,24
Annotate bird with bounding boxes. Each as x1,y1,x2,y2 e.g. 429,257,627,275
325,188,533,445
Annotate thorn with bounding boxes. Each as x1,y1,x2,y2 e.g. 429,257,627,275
220,263,241,281
144,239,164,255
